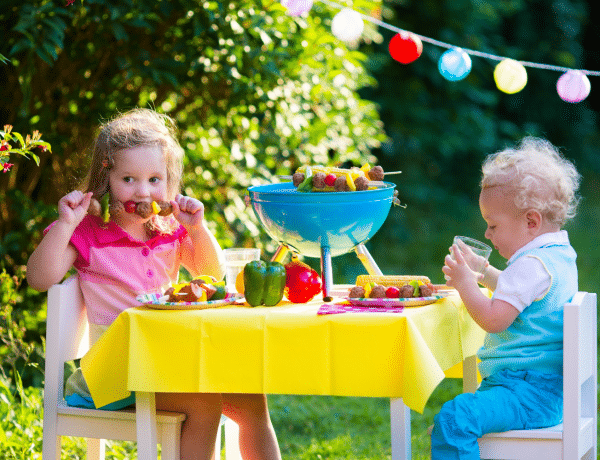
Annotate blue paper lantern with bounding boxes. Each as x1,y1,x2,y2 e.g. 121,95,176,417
438,48,472,81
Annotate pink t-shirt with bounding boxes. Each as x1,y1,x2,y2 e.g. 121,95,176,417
45,215,188,325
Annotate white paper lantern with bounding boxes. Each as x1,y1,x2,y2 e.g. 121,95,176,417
556,70,591,103
331,8,364,43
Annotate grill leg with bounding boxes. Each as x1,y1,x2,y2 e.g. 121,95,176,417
355,244,383,275
320,245,334,302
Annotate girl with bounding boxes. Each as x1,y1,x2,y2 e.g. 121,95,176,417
27,108,281,460
432,137,581,460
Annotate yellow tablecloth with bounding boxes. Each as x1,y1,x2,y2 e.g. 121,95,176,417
81,292,486,414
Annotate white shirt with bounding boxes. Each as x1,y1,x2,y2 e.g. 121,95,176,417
493,231,570,312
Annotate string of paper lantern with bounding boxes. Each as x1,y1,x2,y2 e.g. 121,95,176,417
281,0,597,103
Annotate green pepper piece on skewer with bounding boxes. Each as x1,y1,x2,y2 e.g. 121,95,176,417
296,166,314,192
99,193,110,224
409,280,420,297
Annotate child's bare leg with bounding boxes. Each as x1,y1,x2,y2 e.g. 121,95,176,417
156,392,223,460
222,393,281,460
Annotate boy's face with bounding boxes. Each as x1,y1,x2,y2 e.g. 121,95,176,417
479,185,534,260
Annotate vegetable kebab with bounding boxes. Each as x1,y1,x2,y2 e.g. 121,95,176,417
292,164,386,192
88,196,173,223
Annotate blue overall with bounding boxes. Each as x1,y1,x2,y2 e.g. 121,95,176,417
431,238,577,460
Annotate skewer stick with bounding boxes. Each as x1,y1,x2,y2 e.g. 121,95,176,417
277,176,388,188
277,170,402,181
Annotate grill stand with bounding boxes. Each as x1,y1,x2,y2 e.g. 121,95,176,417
272,243,384,302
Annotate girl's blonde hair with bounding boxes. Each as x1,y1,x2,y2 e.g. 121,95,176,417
481,137,581,227
80,108,185,234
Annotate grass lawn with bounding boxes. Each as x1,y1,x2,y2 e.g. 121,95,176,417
268,378,463,460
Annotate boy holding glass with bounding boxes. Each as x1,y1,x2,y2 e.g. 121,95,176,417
432,137,581,460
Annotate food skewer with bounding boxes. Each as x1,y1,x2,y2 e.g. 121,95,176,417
277,170,402,181
278,176,387,188
276,164,402,193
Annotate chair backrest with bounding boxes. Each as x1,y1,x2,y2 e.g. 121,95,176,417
563,292,597,458
45,275,90,402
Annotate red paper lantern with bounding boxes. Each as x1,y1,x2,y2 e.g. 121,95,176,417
389,32,423,64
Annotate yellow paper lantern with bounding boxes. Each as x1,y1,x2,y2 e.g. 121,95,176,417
494,59,527,94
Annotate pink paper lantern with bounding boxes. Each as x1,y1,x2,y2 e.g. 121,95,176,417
556,70,591,103
281,0,313,17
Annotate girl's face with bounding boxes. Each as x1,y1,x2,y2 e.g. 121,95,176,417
109,145,168,223
479,185,533,260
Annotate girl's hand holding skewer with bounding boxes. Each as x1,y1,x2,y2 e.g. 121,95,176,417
171,194,205,230
58,191,93,227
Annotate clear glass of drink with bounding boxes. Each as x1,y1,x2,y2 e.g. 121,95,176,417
450,236,492,273
223,248,261,293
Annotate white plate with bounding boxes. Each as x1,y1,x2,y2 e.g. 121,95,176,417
346,295,444,308
136,293,244,310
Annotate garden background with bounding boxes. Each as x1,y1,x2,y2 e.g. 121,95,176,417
1,0,599,458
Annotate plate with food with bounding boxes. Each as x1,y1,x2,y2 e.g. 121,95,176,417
347,274,447,308
137,293,244,310
136,275,244,310
346,296,444,308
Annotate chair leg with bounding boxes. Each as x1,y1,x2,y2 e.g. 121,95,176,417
224,418,242,460
86,438,106,460
42,434,61,460
159,424,182,460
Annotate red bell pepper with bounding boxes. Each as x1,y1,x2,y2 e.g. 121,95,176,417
284,256,322,303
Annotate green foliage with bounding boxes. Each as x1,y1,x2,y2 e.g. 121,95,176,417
0,374,139,459
0,269,45,390
1,0,385,255
1,0,384,386
0,125,52,168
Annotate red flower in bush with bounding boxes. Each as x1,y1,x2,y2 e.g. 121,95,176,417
2,163,14,173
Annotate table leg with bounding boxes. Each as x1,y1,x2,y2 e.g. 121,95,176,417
462,355,478,393
136,391,158,460
390,397,411,460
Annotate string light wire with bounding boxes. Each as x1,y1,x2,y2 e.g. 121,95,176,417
317,0,600,77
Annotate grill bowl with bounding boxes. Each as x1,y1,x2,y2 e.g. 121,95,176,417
248,182,396,258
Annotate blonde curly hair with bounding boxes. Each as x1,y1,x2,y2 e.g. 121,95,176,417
481,137,581,227
80,108,185,234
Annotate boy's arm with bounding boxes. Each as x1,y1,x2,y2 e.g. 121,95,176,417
454,279,520,333
480,263,501,291
443,247,519,333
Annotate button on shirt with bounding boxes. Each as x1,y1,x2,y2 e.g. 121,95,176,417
45,215,188,325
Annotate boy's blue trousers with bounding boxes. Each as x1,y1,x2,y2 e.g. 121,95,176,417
431,369,563,460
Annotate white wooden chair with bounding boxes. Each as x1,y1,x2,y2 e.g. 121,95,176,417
43,275,242,459
463,291,597,460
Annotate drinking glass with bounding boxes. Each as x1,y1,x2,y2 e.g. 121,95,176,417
450,236,492,273
223,248,261,293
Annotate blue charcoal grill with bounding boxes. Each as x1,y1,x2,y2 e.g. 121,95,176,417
248,182,396,301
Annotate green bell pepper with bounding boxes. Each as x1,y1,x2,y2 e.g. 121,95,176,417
243,260,286,306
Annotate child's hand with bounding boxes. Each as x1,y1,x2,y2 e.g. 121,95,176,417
171,194,205,230
442,244,482,290
58,191,93,227
451,239,488,274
